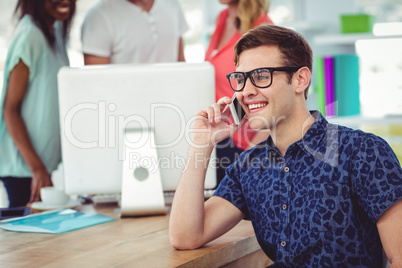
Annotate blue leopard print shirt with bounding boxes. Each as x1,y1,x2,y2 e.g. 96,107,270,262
214,111,402,267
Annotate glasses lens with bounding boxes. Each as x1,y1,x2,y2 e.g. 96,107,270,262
251,69,272,87
228,73,245,91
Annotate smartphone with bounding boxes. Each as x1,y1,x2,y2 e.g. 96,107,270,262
228,93,246,125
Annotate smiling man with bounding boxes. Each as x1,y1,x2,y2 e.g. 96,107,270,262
169,25,402,267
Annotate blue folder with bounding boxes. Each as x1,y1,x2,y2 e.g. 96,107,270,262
334,54,360,116
0,209,115,234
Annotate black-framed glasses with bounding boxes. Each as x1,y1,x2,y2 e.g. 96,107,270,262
226,66,301,92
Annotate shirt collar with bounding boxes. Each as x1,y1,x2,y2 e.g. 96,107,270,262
264,110,329,155
296,110,329,155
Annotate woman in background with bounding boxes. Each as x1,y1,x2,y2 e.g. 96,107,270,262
0,0,76,207
205,0,273,184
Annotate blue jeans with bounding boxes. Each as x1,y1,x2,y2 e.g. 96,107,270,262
0,177,31,208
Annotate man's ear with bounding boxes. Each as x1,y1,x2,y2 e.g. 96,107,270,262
294,67,311,95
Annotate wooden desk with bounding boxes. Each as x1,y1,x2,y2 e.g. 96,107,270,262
0,205,273,267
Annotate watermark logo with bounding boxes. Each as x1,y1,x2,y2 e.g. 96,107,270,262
63,101,342,172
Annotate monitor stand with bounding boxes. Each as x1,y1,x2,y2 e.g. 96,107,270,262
120,128,166,217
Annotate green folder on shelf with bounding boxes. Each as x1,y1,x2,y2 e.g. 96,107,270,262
315,56,326,116
0,209,115,234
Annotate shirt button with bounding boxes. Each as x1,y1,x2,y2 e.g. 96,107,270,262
282,204,287,210
281,241,287,247
284,167,290,172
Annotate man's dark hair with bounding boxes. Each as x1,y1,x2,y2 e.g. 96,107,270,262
234,24,313,99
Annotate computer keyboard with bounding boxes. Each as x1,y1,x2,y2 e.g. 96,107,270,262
82,190,215,207
91,194,121,205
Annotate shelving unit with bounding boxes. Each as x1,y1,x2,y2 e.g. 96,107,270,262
313,33,402,45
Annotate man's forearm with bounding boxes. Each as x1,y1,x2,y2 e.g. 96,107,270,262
377,200,402,267
169,145,214,249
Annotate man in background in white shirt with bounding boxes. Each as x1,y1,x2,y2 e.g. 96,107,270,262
81,0,188,65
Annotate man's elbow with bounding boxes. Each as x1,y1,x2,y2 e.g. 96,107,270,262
169,232,204,250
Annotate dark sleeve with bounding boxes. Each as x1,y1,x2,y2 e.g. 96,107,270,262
351,133,402,222
213,160,250,219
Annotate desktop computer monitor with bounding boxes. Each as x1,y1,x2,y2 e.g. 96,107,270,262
58,62,217,207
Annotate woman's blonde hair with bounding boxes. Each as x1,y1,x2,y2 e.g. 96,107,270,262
237,0,269,34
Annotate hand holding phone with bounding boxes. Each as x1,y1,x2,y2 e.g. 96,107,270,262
228,93,246,125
